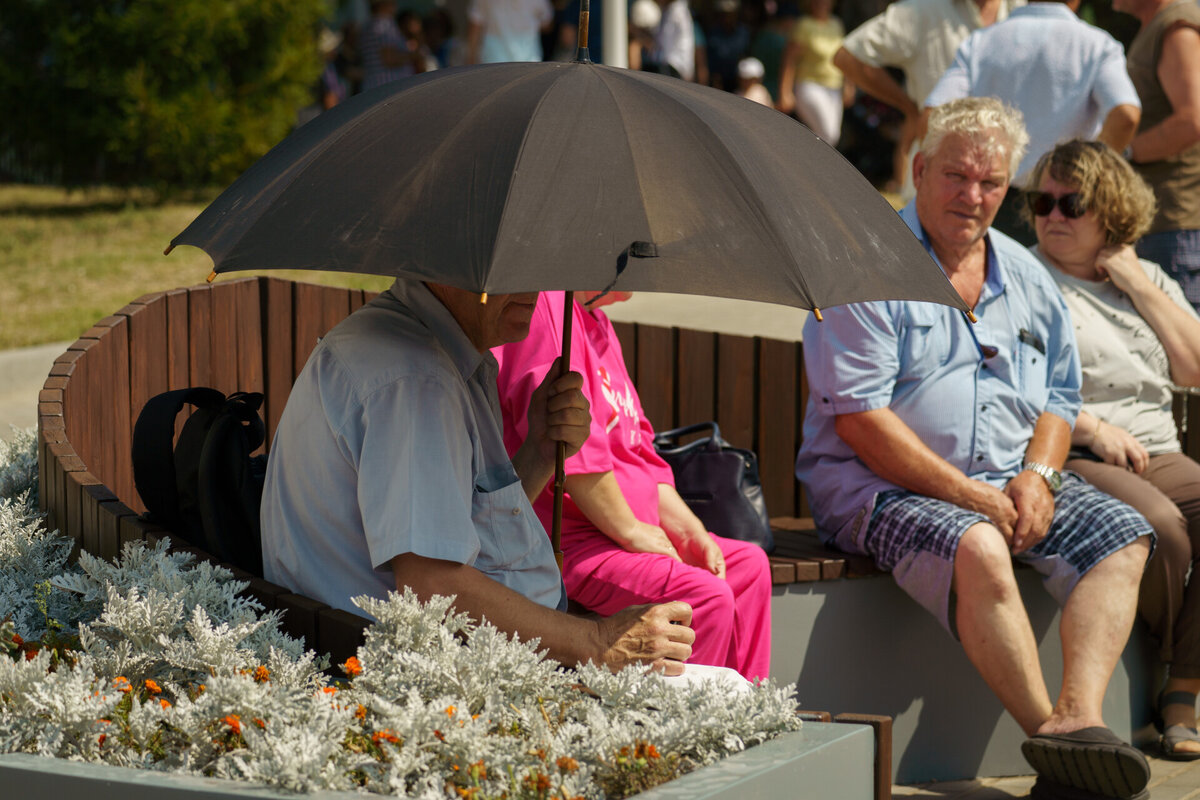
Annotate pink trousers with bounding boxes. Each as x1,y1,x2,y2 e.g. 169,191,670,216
561,531,773,681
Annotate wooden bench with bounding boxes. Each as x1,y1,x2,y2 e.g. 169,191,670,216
37,276,1200,786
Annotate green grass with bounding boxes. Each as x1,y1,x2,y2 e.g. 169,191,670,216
0,185,393,350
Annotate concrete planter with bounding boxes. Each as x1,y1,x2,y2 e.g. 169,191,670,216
0,722,873,800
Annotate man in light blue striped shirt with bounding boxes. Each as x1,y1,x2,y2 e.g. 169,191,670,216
796,97,1155,798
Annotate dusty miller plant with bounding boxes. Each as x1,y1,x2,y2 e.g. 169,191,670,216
0,428,802,797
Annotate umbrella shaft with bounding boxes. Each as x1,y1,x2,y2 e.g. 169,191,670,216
551,290,575,569
574,0,591,61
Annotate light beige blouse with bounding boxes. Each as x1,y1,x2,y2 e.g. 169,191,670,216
1035,246,1200,455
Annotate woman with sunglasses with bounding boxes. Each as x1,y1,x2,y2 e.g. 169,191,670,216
1027,138,1200,759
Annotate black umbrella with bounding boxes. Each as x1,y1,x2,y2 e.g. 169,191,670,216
169,27,969,566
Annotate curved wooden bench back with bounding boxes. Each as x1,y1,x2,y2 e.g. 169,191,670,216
38,276,1200,665
37,277,375,664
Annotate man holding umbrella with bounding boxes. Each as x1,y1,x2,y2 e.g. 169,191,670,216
796,97,1155,799
259,278,696,675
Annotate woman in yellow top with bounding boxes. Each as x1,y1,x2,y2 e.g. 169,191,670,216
777,0,850,146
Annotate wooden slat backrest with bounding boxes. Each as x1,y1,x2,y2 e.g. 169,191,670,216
635,325,675,429
677,329,716,425
234,279,266,405
188,284,215,389
208,281,242,395
716,334,755,453
263,277,296,448
757,339,800,518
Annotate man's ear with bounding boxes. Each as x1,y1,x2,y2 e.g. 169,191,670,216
912,150,926,191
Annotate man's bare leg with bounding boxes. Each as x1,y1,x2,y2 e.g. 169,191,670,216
954,523,1055,735
1036,538,1151,735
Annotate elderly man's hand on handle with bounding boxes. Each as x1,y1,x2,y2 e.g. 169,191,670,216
512,357,591,503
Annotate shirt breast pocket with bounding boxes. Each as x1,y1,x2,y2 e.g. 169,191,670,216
899,307,950,380
1017,337,1050,411
470,478,543,572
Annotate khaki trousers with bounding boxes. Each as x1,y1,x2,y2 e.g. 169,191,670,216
1067,452,1200,678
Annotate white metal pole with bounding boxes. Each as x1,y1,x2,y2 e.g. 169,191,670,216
602,0,628,68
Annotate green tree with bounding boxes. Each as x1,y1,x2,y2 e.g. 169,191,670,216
0,0,329,188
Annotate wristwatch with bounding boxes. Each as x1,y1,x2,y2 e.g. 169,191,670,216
1022,461,1062,494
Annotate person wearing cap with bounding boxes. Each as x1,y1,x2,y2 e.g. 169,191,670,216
737,57,773,106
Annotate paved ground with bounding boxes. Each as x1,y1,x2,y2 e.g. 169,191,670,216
0,340,69,434
897,748,1200,799
5,303,1200,798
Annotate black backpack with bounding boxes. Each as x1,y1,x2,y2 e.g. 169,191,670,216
132,387,267,575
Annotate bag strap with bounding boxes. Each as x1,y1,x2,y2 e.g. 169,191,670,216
132,387,226,529
652,421,721,447
653,421,726,455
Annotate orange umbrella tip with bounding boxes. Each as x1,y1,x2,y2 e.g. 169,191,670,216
480,292,488,304
207,270,218,284
812,307,823,322
966,309,978,323
163,243,175,256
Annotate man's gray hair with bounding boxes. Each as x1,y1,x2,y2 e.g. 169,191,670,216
922,97,1029,180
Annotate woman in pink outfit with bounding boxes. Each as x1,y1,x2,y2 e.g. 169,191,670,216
495,291,772,680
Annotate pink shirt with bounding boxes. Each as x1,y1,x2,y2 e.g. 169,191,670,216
495,292,675,540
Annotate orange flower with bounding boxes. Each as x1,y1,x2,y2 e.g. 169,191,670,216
159,698,171,710
223,714,242,735
341,656,362,677
556,756,579,773
113,677,132,694
523,772,552,793
23,647,38,661
355,704,367,721
322,686,338,695
98,733,106,747
252,665,270,683
635,742,660,760
445,705,456,716
252,717,266,729
144,679,161,695
371,729,400,745
468,760,487,781
433,729,445,742
10,634,22,646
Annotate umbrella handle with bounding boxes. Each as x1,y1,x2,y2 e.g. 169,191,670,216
551,290,574,573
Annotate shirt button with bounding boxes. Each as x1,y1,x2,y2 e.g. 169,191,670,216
981,404,988,411
976,455,984,461
511,507,521,515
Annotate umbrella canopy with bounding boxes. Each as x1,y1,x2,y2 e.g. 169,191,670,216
170,60,967,316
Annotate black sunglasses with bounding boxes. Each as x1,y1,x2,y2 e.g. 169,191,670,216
1028,191,1086,219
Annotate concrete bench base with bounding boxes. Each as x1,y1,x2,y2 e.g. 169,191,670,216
770,569,1160,784
0,723,874,800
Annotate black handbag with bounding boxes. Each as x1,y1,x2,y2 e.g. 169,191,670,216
652,422,774,553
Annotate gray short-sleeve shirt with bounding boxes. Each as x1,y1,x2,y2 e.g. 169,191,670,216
260,279,566,616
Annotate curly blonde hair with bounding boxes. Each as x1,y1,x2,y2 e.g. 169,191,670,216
1021,139,1156,245
922,97,1029,180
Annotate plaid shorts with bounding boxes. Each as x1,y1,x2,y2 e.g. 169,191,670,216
864,473,1154,636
